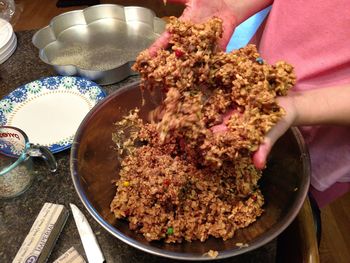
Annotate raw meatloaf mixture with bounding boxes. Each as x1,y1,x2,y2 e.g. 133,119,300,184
110,17,296,243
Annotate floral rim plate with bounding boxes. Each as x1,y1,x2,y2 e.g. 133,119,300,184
0,76,106,153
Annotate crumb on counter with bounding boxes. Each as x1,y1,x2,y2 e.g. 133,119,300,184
204,250,219,259
235,242,249,248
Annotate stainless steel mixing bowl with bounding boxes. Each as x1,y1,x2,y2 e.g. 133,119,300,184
70,80,310,261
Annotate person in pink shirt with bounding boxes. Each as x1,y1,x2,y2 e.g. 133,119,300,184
151,0,350,207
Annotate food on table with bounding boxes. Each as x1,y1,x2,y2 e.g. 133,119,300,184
206,249,219,259
110,17,296,243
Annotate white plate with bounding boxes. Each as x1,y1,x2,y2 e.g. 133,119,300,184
0,33,16,64
0,76,106,153
0,18,13,50
0,29,15,55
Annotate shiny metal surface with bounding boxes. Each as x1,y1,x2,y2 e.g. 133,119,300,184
32,4,165,85
70,80,311,261
70,203,105,263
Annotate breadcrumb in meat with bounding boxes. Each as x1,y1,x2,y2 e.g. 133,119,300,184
111,17,296,243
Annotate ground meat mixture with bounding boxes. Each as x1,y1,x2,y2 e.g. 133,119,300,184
110,17,296,243
132,17,295,167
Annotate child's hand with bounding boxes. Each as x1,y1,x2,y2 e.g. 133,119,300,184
211,96,298,169
149,0,238,55
252,97,297,169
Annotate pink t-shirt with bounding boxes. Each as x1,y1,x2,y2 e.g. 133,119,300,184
258,0,350,191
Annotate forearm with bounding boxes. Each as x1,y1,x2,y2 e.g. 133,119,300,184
225,0,274,24
292,84,350,126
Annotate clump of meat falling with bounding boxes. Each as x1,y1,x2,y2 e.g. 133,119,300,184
132,17,296,167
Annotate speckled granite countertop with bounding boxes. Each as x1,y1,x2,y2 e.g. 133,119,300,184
0,30,276,263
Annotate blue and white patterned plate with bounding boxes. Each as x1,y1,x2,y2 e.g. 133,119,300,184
0,76,106,153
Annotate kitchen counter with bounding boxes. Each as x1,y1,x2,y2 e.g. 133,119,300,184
0,30,289,263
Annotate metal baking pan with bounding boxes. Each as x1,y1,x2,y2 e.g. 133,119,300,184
32,4,165,85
